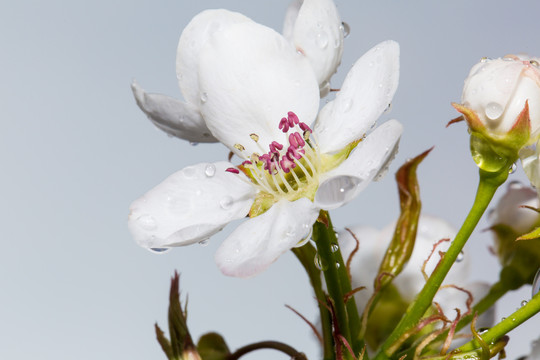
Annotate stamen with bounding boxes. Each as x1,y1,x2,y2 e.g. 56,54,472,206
279,117,289,133
234,143,245,151
276,167,295,192
269,141,284,153
299,122,312,133
287,112,300,126
289,132,305,148
271,173,286,194
226,167,240,174
294,158,314,180
250,133,260,142
280,153,297,173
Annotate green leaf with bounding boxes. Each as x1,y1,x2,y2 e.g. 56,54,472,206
167,272,194,357
155,323,175,360
197,332,230,360
517,225,540,240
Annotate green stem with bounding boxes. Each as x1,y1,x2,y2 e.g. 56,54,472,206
375,169,507,359
457,291,540,352
292,244,334,360
313,215,352,345
227,341,307,360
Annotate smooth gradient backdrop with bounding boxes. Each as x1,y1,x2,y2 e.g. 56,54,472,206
2,1,539,359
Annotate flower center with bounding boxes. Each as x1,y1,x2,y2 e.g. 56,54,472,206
226,112,321,216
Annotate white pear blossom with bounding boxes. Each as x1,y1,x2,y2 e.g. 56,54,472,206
489,181,540,235
132,0,344,143
128,10,402,277
461,55,540,141
338,215,494,328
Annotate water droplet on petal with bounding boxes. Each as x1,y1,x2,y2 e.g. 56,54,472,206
205,163,216,177
485,102,504,120
331,243,339,252
343,99,353,113
200,92,208,103
137,215,157,231
148,247,171,254
340,22,350,38
315,176,362,209
219,196,233,210
189,141,199,146
456,251,464,263
509,162,517,174
316,32,328,49
199,239,209,247
532,268,540,297
183,166,197,178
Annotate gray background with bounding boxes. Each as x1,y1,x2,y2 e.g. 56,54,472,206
2,0,539,359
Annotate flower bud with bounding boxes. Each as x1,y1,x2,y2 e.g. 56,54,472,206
489,182,540,289
462,56,540,140
453,55,540,172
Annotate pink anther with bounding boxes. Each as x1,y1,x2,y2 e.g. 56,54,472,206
226,167,240,174
299,122,312,133
269,141,284,153
289,132,305,148
279,117,290,133
287,112,300,126
280,154,297,173
287,145,305,160
241,160,253,166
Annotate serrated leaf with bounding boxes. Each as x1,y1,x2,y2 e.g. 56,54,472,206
517,225,540,241
197,332,230,360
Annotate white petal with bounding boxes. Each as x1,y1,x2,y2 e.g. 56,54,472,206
284,0,344,91
198,21,320,156
315,40,400,154
131,81,217,143
491,182,539,234
215,198,319,278
128,162,255,249
314,119,403,210
282,0,302,40
176,9,252,106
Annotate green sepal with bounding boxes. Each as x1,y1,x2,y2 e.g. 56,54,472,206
319,138,361,174
452,102,531,172
197,332,230,360
517,225,540,240
424,336,508,360
376,148,430,290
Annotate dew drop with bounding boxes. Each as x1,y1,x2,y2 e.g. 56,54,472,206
478,327,489,334
335,262,341,269
148,247,171,254
532,268,540,297
315,176,362,209
205,163,216,177
316,32,329,49
343,98,353,113
509,162,517,174
501,317,506,321
521,300,528,307
485,102,504,120
200,92,208,103
183,166,197,179
456,250,464,263
331,243,339,252
137,215,157,231
314,253,327,270
189,141,199,146
340,22,350,38
219,196,233,210
198,239,209,247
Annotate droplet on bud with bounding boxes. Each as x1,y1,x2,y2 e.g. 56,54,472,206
456,250,464,263
205,164,216,177
521,300,528,307
198,239,209,247
509,162,517,174
331,243,339,252
485,102,504,120
200,92,208,103
340,22,350,38
148,247,171,254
